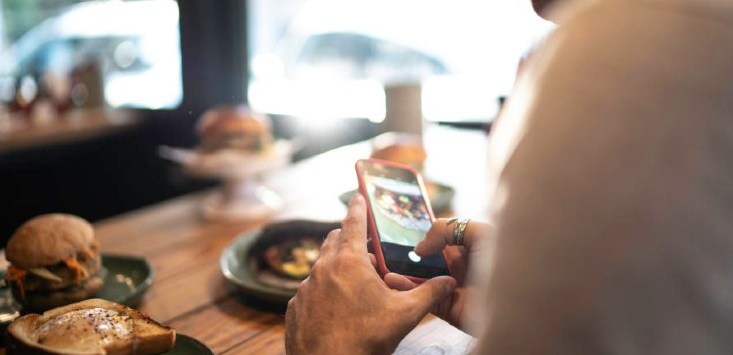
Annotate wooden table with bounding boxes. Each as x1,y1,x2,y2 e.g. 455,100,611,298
92,125,488,354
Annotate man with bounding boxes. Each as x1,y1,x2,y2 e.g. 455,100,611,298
286,0,733,353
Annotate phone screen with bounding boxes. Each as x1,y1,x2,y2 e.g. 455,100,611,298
357,160,449,278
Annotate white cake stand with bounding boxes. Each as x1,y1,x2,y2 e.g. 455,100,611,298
159,141,292,222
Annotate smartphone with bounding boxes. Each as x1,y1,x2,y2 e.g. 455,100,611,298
355,158,450,282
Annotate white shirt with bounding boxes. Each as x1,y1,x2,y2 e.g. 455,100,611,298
477,0,733,353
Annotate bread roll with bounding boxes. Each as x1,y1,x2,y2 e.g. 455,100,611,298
6,214,95,269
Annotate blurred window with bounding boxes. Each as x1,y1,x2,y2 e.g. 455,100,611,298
0,0,182,110
247,0,553,125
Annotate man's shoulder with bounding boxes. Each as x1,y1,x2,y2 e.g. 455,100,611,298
550,0,733,25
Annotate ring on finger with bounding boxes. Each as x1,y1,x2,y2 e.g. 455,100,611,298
448,218,470,246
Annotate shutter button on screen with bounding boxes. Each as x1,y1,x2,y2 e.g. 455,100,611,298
408,251,421,263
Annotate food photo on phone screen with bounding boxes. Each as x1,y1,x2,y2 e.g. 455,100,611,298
356,159,449,280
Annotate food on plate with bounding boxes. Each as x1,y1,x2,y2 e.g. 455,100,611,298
6,298,175,355
4,213,105,312
370,133,426,171
196,104,274,154
249,220,339,290
261,238,321,280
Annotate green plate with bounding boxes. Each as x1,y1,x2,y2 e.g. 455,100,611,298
165,333,214,355
96,253,154,308
220,229,296,305
0,273,21,345
339,181,455,214
0,254,153,312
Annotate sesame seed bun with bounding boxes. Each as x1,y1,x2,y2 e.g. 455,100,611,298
5,214,95,269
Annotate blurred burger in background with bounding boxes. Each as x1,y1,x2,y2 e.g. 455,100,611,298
4,214,104,312
196,104,274,155
370,132,426,171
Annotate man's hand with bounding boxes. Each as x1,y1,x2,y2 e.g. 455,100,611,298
285,194,456,355
384,218,494,331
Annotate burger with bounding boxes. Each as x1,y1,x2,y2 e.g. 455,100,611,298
196,104,274,154
370,133,427,171
370,143,426,169
4,214,105,312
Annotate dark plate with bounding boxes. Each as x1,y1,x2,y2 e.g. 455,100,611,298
96,253,154,308
221,229,293,304
340,180,455,214
220,220,339,305
0,254,153,314
0,275,21,344
165,333,214,355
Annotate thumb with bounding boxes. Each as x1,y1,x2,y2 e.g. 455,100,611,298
405,276,456,318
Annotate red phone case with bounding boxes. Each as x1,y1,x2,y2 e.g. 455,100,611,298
355,158,449,284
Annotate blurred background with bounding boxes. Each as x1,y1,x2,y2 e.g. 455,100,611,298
0,0,551,244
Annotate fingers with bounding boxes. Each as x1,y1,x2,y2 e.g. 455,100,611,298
284,297,297,353
339,194,369,253
443,246,468,284
384,273,417,291
404,276,456,319
320,194,369,257
414,220,451,257
285,296,297,323
319,228,340,257
415,218,493,256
